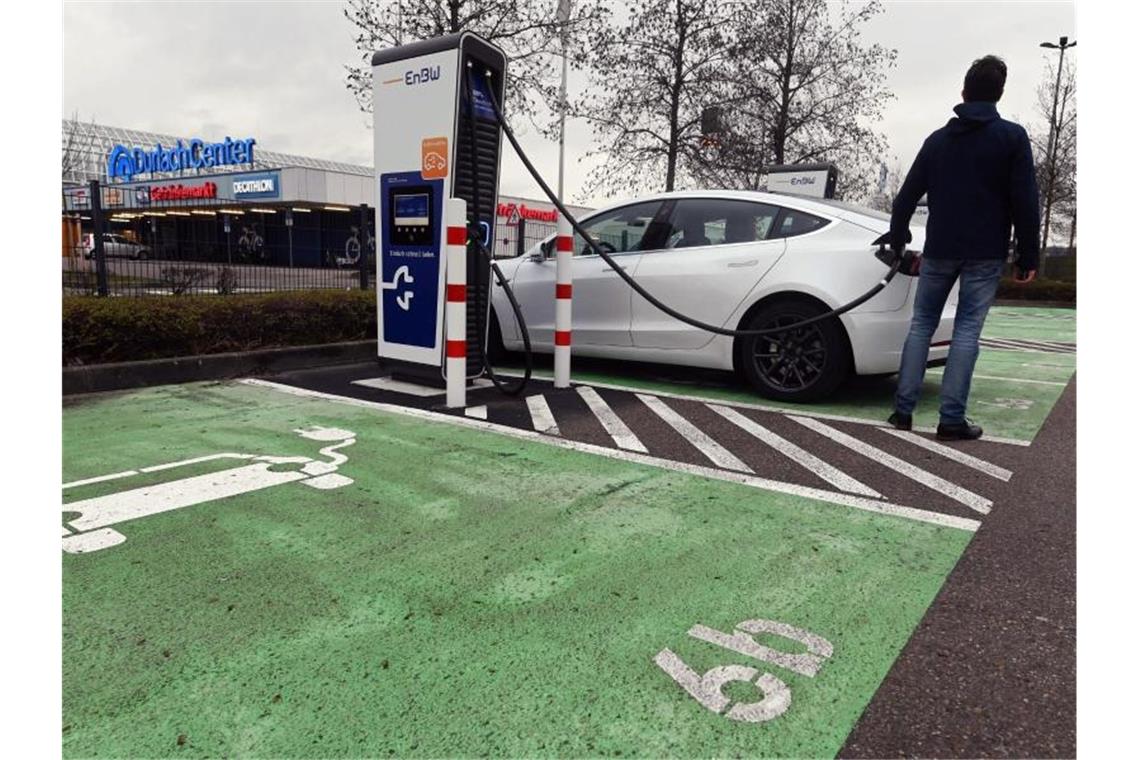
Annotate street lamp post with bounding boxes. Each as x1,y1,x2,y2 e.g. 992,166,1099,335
556,0,572,203
1040,35,1076,251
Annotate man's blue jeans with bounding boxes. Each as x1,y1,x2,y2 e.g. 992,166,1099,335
895,257,1005,425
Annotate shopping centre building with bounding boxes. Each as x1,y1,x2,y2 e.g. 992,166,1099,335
61,120,591,266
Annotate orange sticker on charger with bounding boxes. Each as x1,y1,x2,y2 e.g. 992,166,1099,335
421,137,449,179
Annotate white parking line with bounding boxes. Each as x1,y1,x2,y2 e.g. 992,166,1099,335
790,416,993,514
576,386,648,452
927,370,1068,387
464,405,488,420
709,405,880,497
63,470,139,490
981,338,1074,354
637,394,753,473
879,428,1013,482
242,379,981,532
525,395,561,436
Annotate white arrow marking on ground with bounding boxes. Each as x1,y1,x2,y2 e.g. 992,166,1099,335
879,428,1012,481
525,395,560,436
790,416,992,514
576,386,648,453
637,394,752,473
709,405,879,496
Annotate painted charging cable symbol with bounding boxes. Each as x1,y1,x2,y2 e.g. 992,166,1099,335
381,264,416,311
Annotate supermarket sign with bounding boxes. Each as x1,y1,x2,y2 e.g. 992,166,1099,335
497,202,557,224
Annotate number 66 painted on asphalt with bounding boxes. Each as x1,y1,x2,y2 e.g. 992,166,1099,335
654,619,834,724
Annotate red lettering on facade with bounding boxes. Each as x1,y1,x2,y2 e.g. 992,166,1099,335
149,181,218,202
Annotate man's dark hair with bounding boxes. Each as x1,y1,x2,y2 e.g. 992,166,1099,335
963,55,1007,102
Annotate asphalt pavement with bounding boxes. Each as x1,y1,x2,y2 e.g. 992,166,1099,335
840,378,1076,758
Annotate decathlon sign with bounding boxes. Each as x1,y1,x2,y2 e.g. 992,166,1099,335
107,136,257,181
231,171,280,199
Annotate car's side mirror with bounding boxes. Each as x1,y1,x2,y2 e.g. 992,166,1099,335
530,239,554,262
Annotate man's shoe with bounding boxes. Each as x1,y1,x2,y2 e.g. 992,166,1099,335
887,411,912,431
936,419,983,441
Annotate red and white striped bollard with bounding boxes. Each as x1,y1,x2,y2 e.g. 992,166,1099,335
554,213,573,388
445,198,468,408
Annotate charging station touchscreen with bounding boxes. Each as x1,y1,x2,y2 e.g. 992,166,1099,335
391,191,433,245
380,173,443,349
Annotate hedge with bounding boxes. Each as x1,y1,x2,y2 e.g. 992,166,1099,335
995,277,1076,303
63,290,377,366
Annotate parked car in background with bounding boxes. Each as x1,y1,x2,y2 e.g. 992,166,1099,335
83,233,150,260
489,190,953,402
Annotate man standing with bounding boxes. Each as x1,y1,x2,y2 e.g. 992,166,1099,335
887,55,1041,441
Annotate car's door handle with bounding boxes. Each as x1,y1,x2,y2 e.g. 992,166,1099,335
602,265,626,272
727,259,759,268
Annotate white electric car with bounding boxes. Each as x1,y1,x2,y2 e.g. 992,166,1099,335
489,190,955,402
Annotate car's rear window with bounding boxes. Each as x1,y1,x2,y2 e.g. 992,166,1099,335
808,198,892,222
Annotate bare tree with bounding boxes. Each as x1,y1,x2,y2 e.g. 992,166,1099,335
575,0,737,195
1031,56,1076,250
62,112,99,184
697,0,895,199
866,157,902,213
343,0,605,132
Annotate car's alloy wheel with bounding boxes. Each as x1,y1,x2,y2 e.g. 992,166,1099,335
738,298,850,402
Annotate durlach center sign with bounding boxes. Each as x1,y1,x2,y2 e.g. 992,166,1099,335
106,136,257,181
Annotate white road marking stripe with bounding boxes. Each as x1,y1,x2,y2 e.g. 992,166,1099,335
525,395,560,436
63,470,139,490
993,338,1075,352
880,428,1012,482
927,370,1068,387
790,416,993,514
576,386,648,452
464,405,488,420
242,379,980,532
140,453,255,473
496,371,1032,446
709,405,880,497
982,338,1074,354
637,394,752,473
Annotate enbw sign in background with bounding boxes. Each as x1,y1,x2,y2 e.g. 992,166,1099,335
107,136,257,181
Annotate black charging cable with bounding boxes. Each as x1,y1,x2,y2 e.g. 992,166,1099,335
463,64,532,396
479,68,906,339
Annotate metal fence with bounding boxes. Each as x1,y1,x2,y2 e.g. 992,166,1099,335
62,180,373,297
500,217,558,258
61,181,563,297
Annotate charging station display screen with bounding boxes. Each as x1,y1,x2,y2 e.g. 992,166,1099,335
394,193,430,226
388,185,435,246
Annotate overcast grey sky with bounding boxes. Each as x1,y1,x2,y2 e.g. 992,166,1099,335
63,1,1075,207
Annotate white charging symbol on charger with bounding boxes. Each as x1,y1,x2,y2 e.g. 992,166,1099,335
381,265,415,311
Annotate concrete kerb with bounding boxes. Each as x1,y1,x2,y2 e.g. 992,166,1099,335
62,340,378,396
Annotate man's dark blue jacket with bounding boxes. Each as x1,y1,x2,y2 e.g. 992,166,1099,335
890,101,1041,272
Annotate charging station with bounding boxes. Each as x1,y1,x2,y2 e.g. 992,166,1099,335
765,163,839,200
372,33,507,386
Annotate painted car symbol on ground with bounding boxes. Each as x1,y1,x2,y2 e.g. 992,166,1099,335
61,426,356,554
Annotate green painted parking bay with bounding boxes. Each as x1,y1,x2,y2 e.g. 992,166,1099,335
63,382,971,757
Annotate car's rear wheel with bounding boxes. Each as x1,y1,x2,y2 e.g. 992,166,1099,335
738,297,851,402
136,249,149,260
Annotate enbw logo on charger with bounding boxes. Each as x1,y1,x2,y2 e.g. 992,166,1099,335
404,66,441,85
